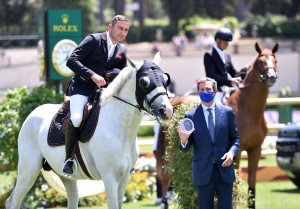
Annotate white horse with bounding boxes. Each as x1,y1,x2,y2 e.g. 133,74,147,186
5,53,173,209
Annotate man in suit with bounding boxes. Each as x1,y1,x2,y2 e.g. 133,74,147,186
204,27,249,104
177,77,240,209
62,15,130,174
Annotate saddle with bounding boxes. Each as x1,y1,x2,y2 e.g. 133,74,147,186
45,90,101,178
47,90,101,146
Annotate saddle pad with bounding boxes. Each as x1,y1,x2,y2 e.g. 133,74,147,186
47,102,100,147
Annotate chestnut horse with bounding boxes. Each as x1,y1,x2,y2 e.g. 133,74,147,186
155,95,199,209
228,42,279,208
156,42,279,209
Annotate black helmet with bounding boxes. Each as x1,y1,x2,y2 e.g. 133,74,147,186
214,28,233,42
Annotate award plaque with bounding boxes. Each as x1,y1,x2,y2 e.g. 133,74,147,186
180,118,194,134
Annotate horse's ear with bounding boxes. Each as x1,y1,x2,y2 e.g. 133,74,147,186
255,42,262,54
272,43,279,54
153,52,161,66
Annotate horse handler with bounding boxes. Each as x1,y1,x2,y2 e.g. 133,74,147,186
177,77,240,209
63,15,130,175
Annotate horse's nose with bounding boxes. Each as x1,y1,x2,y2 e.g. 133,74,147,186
266,76,276,87
158,107,165,115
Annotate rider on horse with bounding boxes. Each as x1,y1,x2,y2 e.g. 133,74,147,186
204,27,251,104
62,15,130,175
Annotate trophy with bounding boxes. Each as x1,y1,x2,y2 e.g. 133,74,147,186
180,118,194,134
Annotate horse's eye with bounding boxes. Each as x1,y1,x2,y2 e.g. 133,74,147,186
139,76,150,89
162,73,170,86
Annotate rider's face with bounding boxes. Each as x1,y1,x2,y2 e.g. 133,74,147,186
216,39,229,50
109,21,130,44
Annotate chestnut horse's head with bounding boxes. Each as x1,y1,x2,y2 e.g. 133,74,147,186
254,42,279,87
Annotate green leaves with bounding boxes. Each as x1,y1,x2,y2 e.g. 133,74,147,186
165,101,200,209
0,83,63,170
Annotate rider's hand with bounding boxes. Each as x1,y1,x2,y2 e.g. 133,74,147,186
231,77,242,86
245,62,253,71
91,73,106,87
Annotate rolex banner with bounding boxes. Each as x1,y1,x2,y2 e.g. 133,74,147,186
38,9,82,80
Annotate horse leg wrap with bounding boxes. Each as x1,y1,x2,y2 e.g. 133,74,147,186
248,187,256,208
160,197,168,209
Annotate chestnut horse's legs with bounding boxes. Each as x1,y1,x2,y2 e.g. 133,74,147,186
234,149,242,170
247,147,261,208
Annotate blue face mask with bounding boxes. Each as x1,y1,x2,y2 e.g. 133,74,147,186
199,91,214,103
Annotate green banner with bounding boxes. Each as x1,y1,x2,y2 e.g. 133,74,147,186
48,9,82,37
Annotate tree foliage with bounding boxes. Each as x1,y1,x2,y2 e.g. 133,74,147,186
0,84,63,170
0,0,35,34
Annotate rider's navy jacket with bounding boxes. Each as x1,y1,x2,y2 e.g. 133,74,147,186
204,47,239,92
66,32,127,97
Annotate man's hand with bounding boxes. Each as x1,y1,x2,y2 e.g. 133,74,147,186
231,76,242,86
221,151,234,167
91,73,106,87
177,126,194,145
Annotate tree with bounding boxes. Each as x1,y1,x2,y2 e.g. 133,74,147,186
162,0,194,26
250,0,300,17
0,0,31,34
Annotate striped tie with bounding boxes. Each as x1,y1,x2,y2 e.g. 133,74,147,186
207,108,214,141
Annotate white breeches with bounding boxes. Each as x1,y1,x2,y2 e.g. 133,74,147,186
215,91,223,104
70,94,88,127
152,120,160,151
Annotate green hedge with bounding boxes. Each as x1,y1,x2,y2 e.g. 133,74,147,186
0,83,63,170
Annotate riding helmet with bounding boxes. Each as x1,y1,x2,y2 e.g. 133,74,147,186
214,28,233,42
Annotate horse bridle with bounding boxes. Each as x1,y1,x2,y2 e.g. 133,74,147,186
112,57,169,118
256,54,278,82
239,53,278,89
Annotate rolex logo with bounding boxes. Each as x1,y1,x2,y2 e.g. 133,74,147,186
61,14,69,24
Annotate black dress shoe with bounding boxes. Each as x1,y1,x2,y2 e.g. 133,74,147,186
63,161,73,174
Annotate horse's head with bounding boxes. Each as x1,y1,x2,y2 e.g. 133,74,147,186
133,53,173,122
255,42,279,87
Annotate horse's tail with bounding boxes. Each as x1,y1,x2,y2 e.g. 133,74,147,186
41,170,105,197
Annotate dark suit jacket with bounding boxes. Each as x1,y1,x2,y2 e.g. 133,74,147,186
66,32,127,97
179,103,240,186
204,47,238,92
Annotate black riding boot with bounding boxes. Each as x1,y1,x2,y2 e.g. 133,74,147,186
62,121,78,174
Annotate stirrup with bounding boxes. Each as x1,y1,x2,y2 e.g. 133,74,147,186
61,158,78,178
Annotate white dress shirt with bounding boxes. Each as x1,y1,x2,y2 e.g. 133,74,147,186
181,102,216,148
214,45,226,64
106,31,117,61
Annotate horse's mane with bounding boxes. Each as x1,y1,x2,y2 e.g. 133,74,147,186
100,63,137,105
